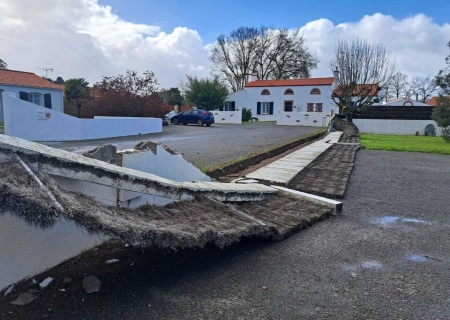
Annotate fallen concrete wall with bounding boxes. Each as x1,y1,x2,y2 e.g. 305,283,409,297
353,119,442,136
0,213,106,291
2,92,162,141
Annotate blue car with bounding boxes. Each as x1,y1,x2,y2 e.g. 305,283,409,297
171,109,215,126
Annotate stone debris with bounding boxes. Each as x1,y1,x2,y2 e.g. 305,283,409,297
63,277,72,283
82,275,102,293
28,289,39,294
83,144,117,164
39,277,54,289
10,293,37,306
105,259,120,265
4,285,14,296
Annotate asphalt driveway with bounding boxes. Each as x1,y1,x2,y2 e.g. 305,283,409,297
44,123,319,167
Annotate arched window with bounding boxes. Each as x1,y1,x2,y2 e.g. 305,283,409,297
310,88,321,95
403,100,413,106
261,89,270,95
284,88,294,95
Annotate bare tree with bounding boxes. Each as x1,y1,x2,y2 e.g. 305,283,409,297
411,75,438,102
385,72,409,101
330,38,396,121
211,26,317,92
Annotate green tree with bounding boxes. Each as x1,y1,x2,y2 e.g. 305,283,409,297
0,59,7,69
160,87,184,106
330,38,396,121
436,41,450,94
64,78,90,118
431,97,450,142
55,77,65,84
184,76,229,110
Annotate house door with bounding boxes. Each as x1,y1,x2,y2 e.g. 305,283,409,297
284,101,293,112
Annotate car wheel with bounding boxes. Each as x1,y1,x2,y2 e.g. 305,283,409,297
173,118,179,125
183,123,187,125
197,119,204,126
206,123,211,127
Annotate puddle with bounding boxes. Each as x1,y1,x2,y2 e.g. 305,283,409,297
407,254,428,262
378,216,429,225
360,261,384,270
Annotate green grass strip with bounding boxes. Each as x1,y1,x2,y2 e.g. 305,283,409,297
360,134,450,155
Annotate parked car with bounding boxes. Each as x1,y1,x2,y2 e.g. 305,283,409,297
170,109,214,126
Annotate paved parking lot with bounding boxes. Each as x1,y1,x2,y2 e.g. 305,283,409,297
45,123,319,167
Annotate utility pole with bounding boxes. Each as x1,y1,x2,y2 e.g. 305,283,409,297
37,67,53,78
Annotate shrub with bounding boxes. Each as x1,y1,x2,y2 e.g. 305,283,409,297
431,96,450,142
242,107,252,122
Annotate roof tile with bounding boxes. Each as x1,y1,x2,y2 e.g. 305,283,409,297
0,69,63,90
244,77,334,88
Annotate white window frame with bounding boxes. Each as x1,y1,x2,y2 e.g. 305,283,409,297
224,101,232,111
28,93,42,105
261,102,270,115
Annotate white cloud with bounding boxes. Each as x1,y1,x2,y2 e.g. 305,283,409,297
301,13,450,79
0,0,211,88
0,2,449,89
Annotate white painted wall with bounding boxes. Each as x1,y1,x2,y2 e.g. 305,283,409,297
226,84,335,122
353,119,442,136
212,110,242,124
2,92,162,141
0,213,107,291
277,107,339,127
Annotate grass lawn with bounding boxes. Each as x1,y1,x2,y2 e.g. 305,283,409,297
360,134,450,155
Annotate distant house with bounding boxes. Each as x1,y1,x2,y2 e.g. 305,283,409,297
0,69,64,123
427,96,450,107
224,75,336,122
383,98,430,107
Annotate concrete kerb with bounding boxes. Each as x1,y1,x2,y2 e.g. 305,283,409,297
272,186,343,215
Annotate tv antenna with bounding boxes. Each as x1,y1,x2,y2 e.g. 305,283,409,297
36,67,53,78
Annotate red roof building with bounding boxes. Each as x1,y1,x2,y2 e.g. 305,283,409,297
0,69,62,90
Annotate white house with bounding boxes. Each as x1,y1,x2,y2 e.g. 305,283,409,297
0,69,64,123
383,97,430,107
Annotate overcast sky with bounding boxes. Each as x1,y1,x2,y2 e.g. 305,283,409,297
1,0,449,89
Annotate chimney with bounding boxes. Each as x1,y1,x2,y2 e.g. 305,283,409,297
250,73,258,82
333,66,339,79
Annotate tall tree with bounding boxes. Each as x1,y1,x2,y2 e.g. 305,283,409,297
87,70,165,118
385,72,409,101
211,26,317,92
160,87,184,107
435,41,450,95
0,59,7,69
411,75,438,102
64,78,90,118
330,38,396,121
184,76,229,111
431,97,450,142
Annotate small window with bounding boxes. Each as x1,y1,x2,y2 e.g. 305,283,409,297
315,103,323,112
261,102,270,114
284,88,294,95
307,103,314,112
28,93,41,105
223,101,233,111
261,89,270,95
310,88,321,95
403,100,413,106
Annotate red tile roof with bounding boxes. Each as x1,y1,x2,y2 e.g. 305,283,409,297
244,77,334,88
428,96,450,106
0,69,63,90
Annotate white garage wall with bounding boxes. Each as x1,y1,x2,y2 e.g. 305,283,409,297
277,108,338,127
353,119,442,136
2,93,162,141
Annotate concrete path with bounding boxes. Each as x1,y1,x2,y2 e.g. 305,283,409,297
246,131,343,185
